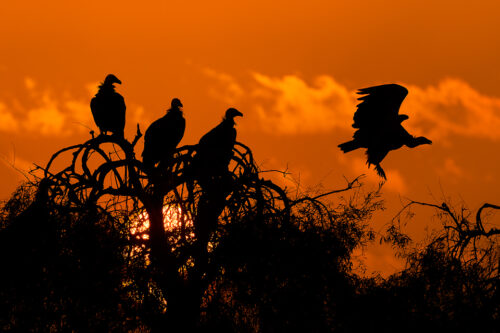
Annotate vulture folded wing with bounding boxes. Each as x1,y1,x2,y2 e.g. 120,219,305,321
163,112,186,152
353,84,408,129
115,93,126,134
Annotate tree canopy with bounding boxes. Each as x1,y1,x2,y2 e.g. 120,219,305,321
0,126,498,332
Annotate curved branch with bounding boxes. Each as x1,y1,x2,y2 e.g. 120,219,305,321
476,203,500,236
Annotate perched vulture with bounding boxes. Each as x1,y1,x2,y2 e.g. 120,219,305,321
90,74,126,137
338,84,431,179
195,108,243,182
193,108,243,241
142,98,186,170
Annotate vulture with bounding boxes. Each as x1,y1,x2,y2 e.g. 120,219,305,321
193,108,243,242
90,74,126,137
195,108,243,183
338,84,432,179
142,98,186,171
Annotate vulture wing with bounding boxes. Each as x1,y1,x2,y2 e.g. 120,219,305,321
197,121,236,174
90,96,104,130
353,84,408,129
113,93,126,136
90,91,126,136
142,111,185,168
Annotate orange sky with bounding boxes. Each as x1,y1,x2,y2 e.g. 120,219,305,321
1,0,499,274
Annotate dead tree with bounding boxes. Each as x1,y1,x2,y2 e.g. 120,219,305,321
36,128,285,330
34,126,365,331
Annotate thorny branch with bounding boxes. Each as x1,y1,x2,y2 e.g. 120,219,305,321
389,198,500,277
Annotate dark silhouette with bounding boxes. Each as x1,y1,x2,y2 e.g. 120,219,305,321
2,75,497,332
193,108,243,247
90,74,126,137
142,98,186,171
194,108,243,183
338,84,432,179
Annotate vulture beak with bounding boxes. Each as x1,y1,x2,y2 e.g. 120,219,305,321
104,74,122,85
225,108,243,119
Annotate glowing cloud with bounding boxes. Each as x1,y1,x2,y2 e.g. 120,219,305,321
0,77,147,137
248,74,500,142
404,79,500,141
203,67,244,105
0,103,20,132
0,78,92,136
252,73,354,134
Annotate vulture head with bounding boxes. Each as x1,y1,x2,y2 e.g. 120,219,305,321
407,136,432,148
171,98,183,110
225,108,243,120
103,74,122,86
398,114,409,123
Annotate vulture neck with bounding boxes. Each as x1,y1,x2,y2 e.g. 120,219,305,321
223,117,236,127
98,82,116,93
168,108,182,115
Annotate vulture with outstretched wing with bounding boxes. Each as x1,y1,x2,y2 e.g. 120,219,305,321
90,74,126,137
142,98,186,171
338,84,431,179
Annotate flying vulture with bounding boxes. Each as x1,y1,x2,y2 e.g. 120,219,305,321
338,84,431,179
195,108,243,183
90,74,126,137
142,98,186,171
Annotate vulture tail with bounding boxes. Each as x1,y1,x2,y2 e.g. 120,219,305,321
338,140,361,153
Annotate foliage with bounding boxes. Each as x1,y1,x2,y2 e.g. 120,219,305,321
0,131,498,332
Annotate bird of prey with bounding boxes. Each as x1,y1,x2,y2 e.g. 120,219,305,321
90,74,126,137
195,108,243,183
193,108,243,242
338,84,432,179
142,98,186,171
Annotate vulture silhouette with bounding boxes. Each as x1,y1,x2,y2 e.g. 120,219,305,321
193,108,243,242
90,74,126,137
338,84,432,179
142,98,186,171
195,108,243,183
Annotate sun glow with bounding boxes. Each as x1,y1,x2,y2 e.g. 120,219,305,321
130,205,194,242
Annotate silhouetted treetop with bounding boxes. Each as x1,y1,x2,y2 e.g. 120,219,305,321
90,74,126,137
339,84,432,179
1,75,497,332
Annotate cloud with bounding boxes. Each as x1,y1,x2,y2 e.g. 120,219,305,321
202,67,244,105
0,77,146,137
0,78,93,136
436,157,464,181
245,73,500,142
252,73,354,134
404,79,500,141
0,103,20,132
